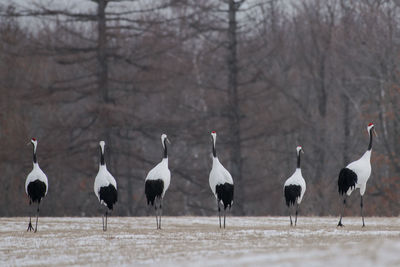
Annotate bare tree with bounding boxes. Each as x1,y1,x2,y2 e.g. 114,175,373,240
1,0,400,217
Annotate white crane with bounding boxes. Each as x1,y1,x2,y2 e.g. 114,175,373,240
337,123,376,227
145,134,171,229
94,141,118,231
209,131,234,228
25,138,48,232
283,146,306,226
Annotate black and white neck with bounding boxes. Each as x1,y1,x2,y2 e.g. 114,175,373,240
161,134,169,159
99,141,106,166
211,131,217,158
297,151,301,169
367,124,375,151
31,139,38,164
296,146,303,169
163,139,168,158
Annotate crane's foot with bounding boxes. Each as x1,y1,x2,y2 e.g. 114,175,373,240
337,221,344,227
27,222,34,232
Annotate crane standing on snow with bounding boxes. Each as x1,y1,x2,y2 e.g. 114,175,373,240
94,141,118,231
144,134,171,230
209,131,234,229
25,138,48,233
283,146,306,226
337,123,376,227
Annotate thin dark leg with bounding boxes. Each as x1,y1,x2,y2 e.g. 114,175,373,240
102,213,105,231
337,197,346,227
155,198,159,230
159,198,163,230
288,207,293,226
361,196,365,227
295,204,299,226
103,211,107,231
223,208,226,229
105,211,108,231
27,200,34,232
217,201,221,228
27,216,33,232
34,203,40,233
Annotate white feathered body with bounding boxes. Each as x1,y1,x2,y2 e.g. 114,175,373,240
145,158,171,197
94,165,117,204
209,157,234,199
345,150,371,195
25,163,48,195
283,168,306,204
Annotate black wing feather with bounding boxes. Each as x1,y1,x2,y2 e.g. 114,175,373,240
338,168,358,195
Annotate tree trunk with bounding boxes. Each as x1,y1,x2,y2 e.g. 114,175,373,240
227,0,244,215
342,92,350,166
97,0,109,104
96,1,114,186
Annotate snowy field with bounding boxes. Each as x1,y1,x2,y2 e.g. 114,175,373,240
1,217,400,266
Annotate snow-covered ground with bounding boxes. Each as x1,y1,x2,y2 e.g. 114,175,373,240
1,217,400,266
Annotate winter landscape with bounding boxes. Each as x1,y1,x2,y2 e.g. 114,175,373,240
1,0,400,266
1,216,400,266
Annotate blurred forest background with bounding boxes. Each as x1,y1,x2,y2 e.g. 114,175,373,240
0,0,399,217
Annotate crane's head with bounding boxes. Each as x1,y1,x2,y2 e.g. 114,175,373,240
161,134,170,148
28,138,38,153
296,146,304,154
30,138,37,147
211,131,217,144
99,140,105,152
367,123,377,136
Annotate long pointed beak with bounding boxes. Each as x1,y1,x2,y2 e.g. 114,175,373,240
301,149,305,154
27,142,31,146
373,129,378,138
166,138,171,144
